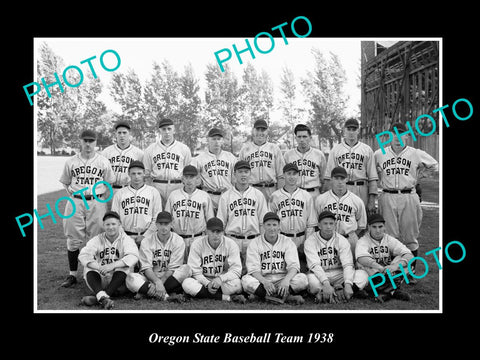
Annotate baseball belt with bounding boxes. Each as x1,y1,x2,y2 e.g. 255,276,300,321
179,232,204,238
124,229,146,236
112,184,126,189
280,231,306,238
252,183,275,188
228,233,260,240
300,187,317,192
206,190,223,195
73,194,103,201
383,188,413,194
346,180,365,185
153,179,182,184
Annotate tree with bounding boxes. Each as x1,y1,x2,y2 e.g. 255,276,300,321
240,64,274,126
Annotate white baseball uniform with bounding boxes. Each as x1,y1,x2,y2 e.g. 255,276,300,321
59,153,116,251
374,145,438,251
324,140,378,206
101,143,144,188
284,147,326,198
182,235,243,296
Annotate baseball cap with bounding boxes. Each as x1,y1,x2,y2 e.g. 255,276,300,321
368,213,386,225
283,163,299,173
114,120,131,130
318,210,336,222
80,129,97,140
208,128,224,137
344,118,359,128
263,212,280,223
234,160,251,171
158,118,174,128
206,217,224,231
182,165,198,176
253,119,268,129
128,160,145,170
390,122,407,132
103,211,121,222
156,211,173,223
331,166,347,178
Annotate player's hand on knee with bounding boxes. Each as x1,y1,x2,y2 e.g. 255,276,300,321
322,282,336,303
263,280,276,296
154,281,166,299
207,281,218,294
343,283,354,301
146,282,157,297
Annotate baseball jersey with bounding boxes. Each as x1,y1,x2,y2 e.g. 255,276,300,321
59,153,116,195
217,186,269,236
315,190,367,235
374,146,438,190
270,188,317,234
187,235,242,285
111,184,162,234
101,143,144,187
304,232,355,285
190,150,237,192
78,231,139,274
245,234,300,277
324,140,378,182
284,147,326,189
164,188,214,235
138,232,185,273
143,139,192,181
238,141,285,184
356,232,412,266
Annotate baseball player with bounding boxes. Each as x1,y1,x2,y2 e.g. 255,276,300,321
324,118,378,213
101,120,144,209
374,122,438,280
182,217,247,303
143,118,192,207
164,165,214,259
238,118,285,203
315,166,367,258
217,160,269,270
270,162,317,271
283,124,326,199
111,160,162,246
190,127,237,213
241,212,308,305
304,210,369,304
125,211,191,302
355,213,413,301
58,129,116,288
78,211,139,309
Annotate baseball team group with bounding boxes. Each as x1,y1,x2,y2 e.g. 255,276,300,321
55,115,438,309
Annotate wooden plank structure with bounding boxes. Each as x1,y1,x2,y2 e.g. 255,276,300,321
360,41,439,159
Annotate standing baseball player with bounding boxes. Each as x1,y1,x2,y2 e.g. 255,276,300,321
101,120,144,209
125,211,191,302
182,217,246,303
111,160,162,246
143,118,192,207
283,124,326,199
217,160,269,270
355,213,413,301
190,127,237,213
164,165,214,259
304,210,369,304
324,118,378,213
238,118,285,204
58,129,116,288
315,166,367,258
270,162,317,271
374,122,438,280
78,211,139,309
241,212,308,305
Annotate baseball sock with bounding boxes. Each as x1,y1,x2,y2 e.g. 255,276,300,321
105,271,127,297
410,250,418,273
67,250,79,273
138,282,150,295
164,275,182,294
86,271,103,294
195,286,211,299
254,284,267,298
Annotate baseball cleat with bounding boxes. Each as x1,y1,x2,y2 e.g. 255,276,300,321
133,292,145,301
285,295,305,305
248,294,261,302
353,289,369,299
231,294,247,304
166,293,187,303
391,289,412,301
81,295,98,306
60,275,77,288
99,296,115,310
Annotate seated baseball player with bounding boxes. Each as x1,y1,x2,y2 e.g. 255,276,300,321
181,217,247,303
125,211,191,302
241,212,308,305
78,211,139,310
304,210,369,304
356,213,413,302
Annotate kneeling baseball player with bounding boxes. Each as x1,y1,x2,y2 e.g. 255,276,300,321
182,217,247,303
78,211,139,310
241,212,308,305
304,210,369,304
125,211,191,302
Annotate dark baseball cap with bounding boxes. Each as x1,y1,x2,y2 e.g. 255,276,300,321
318,210,336,222
208,128,224,137
156,211,173,223
368,213,386,225
128,160,145,170
344,118,359,128
158,118,174,128
263,212,280,223
80,129,97,140
114,120,131,130
253,119,268,129
234,160,251,171
283,163,299,173
103,211,121,222
331,166,347,178
182,165,198,176
390,122,407,132
206,217,224,231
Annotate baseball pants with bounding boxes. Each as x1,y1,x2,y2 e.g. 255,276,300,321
228,235,261,275
301,187,321,200
343,232,359,259
182,277,243,297
152,182,183,209
180,233,204,262
252,184,276,204
125,264,192,293
307,269,369,295
241,273,308,295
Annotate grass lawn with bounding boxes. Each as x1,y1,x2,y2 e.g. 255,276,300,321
36,177,439,312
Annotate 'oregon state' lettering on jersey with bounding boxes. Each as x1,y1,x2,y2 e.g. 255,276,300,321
316,246,340,267
108,155,133,173
321,202,353,222
229,198,257,216
381,157,412,176
120,196,151,215
369,245,391,266
277,198,305,217
152,152,181,170
337,152,365,170
98,246,120,266
70,166,105,185
204,159,231,177
152,248,172,269
201,253,227,276
171,198,202,218
259,250,286,271
244,150,273,168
